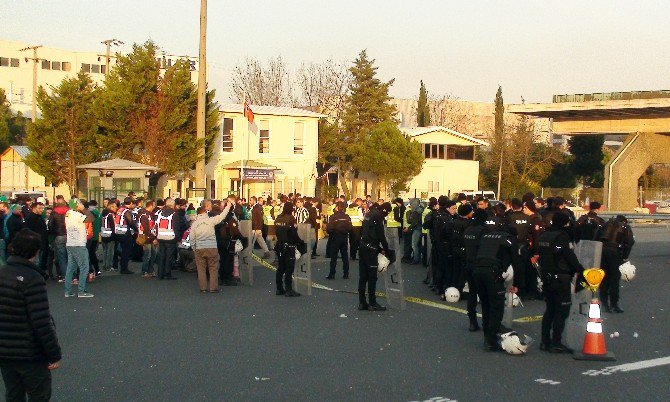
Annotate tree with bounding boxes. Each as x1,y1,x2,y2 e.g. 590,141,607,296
361,122,424,197
25,72,102,194
296,59,351,120
0,89,11,153
336,50,397,198
96,40,218,176
230,56,296,106
494,86,505,197
416,81,430,127
428,94,473,133
568,135,605,187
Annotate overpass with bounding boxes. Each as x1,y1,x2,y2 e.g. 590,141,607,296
508,91,670,210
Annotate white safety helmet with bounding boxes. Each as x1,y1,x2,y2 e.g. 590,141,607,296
499,331,532,355
377,253,390,272
619,261,636,282
234,240,244,254
444,287,460,303
502,265,514,281
295,248,302,260
512,293,521,307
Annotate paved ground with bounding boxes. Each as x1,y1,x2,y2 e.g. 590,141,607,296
2,226,669,401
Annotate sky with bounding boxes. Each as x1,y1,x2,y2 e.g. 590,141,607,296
2,0,669,104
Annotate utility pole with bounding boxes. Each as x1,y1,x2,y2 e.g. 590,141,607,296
19,45,42,122
100,39,123,75
195,0,207,192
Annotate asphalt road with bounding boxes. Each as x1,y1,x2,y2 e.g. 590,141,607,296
2,226,669,401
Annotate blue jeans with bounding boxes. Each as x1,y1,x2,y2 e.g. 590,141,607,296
411,229,422,263
54,236,68,278
64,246,90,295
142,243,156,274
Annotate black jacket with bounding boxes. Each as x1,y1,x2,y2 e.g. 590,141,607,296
6,213,25,244
0,256,62,363
24,211,48,246
327,211,352,236
360,209,389,253
538,229,583,275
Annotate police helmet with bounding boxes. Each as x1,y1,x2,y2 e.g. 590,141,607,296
619,261,636,282
444,287,460,303
499,331,532,355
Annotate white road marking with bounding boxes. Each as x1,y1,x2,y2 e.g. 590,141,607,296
582,356,670,376
409,398,457,402
535,378,561,385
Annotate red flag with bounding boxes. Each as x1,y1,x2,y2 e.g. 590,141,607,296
243,101,254,124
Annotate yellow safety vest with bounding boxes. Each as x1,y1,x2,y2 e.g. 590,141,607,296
346,206,362,227
402,207,412,229
273,205,282,221
421,206,431,234
263,205,274,225
387,204,401,228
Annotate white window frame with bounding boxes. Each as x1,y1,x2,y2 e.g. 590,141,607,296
222,117,234,153
293,121,305,155
258,119,271,154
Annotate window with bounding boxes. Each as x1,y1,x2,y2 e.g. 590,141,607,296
438,144,445,159
447,145,474,160
10,58,19,67
112,178,141,192
222,118,234,152
100,65,106,74
0,57,8,67
428,181,440,192
259,120,270,154
81,63,91,73
51,61,61,71
41,60,50,70
62,62,71,72
91,64,100,74
294,122,304,154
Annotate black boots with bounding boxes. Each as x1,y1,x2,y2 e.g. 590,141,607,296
468,317,480,332
285,289,301,297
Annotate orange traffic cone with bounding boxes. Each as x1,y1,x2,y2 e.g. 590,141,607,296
573,298,615,361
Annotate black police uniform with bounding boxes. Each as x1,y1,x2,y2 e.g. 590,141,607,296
358,209,389,310
422,208,438,286
507,210,533,297
599,217,634,312
463,223,489,330
472,229,520,349
451,215,472,290
326,210,353,278
431,208,454,297
575,211,605,242
274,212,306,296
537,228,583,351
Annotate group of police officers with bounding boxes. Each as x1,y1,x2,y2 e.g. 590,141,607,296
303,192,635,353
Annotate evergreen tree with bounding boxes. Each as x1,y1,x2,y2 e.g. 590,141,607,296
96,40,218,176
25,72,102,194
493,85,505,197
568,135,605,187
0,89,11,153
416,80,430,127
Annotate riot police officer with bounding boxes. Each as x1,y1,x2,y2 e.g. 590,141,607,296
537,211,584,353
358,203,390,311
432,197,456,300
506,198,532,299
463,209,490,331
326,202,353,279
599,215,634,313
274,202,307,297
451,203,473,292
575,201,605,242
472,224,520,351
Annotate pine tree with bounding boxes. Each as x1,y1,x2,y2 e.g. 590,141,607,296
494,85,505,197
0,89,11,153
569,135,605,187
25,72,102,194
416,80,430,127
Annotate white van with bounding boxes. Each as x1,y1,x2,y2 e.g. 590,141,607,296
461,190,496,201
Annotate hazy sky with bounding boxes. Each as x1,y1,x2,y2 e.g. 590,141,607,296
2,0,669,104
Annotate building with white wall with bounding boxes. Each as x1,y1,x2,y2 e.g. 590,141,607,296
0,146,70,199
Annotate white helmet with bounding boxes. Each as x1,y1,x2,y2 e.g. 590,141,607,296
377,253,390,272
511,293,521,307
502,265,514,281
462,282,470,294
619,261,636,282
294,248,302,260
499,331,532,355
234,240,244,253
444,287,460,303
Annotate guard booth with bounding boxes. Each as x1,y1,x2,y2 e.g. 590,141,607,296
77,158,159,202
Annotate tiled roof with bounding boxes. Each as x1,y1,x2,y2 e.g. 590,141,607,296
219,103,325,118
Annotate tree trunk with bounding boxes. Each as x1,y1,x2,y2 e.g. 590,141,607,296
338,168,351,200
370,178,379,202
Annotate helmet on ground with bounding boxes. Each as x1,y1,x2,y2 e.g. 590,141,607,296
499,331,532,355
444,287,460,303
234,240,244,253
502,265,514,281
619,261,636,282
511,293,521,307
294,248,302,260
377,253,390,272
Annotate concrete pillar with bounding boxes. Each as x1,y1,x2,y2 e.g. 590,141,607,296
604,132,670,211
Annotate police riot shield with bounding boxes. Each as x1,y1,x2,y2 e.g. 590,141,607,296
239,220,254,286
502,275,515,329
565,240,603,351
382,231,406,310
295,223,313,296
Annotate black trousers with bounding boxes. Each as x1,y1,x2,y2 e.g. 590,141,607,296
473,264,506,346
0,361,51,402
449,250,465,290
403,230,412,260
329,235,349,276
157,242,176,279
119,235,134,272
358,246,379,305
421,233,429,267
601,246,623,307
515,244,530,295
349,226,361,258
312,229,319,254
218,245,234,282
87,239,99,273
541,276,572,345
465,265,478,319
432,242,451,294
276,244,296,291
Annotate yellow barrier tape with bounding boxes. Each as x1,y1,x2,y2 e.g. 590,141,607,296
250,252,540,322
